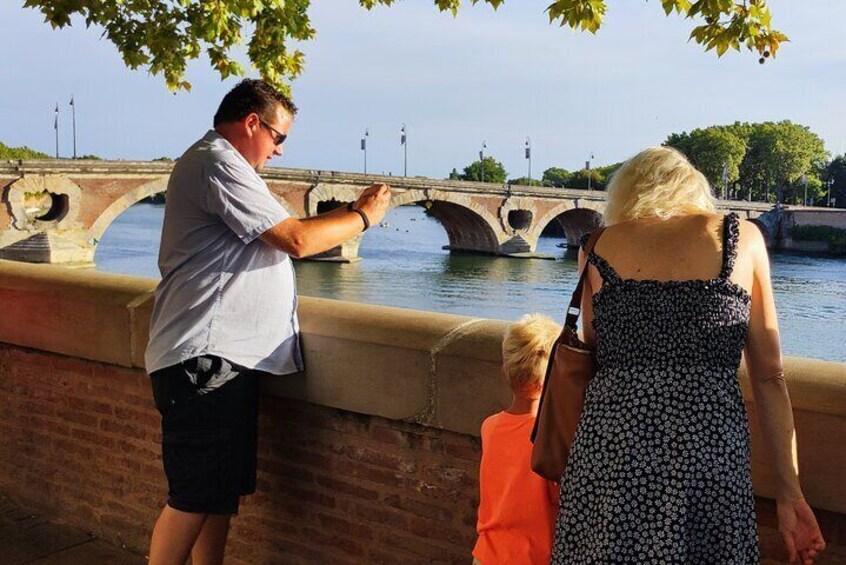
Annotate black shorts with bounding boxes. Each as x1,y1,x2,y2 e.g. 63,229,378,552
150,355,259,515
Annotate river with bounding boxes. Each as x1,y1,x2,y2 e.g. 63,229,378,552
95,203,846,363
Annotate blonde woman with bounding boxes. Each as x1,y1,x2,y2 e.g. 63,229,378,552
552,147,825,564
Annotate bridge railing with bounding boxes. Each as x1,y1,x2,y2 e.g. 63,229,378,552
0,159,779,208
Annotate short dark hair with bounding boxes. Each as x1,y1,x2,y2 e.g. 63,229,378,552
213,79,298,127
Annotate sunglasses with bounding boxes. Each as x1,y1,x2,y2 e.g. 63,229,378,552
259,119,288,146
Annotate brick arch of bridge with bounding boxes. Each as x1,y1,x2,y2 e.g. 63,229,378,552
307,185,506,255
87,177,299,245
87,177,168,245
528,201,606,247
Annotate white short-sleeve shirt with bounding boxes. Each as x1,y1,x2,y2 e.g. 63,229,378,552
145,130,303,376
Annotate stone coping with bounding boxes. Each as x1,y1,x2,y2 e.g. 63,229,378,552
0,260,844,513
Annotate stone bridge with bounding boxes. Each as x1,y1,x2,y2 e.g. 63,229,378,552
0,159,791,264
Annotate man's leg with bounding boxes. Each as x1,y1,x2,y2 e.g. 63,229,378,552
148,504,208,565
191,513,232,565
148,359,249,565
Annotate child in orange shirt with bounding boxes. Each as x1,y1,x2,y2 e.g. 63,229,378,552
472,314,560,565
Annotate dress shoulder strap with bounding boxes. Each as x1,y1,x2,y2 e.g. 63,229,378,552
586,252,622,284
719,212,741,279
580,232,621,284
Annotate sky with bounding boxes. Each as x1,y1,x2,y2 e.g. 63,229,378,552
1,0,844,180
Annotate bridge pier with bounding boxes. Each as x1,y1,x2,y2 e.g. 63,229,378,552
0,232,94,265
0,172,96,265
303,236,363,263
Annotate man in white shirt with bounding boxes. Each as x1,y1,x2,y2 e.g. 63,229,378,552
146,79,390,565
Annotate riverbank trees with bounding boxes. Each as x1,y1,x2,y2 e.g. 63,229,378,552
826,156,846,208
449,158,508,184
0,142,49,159
665,121,829,204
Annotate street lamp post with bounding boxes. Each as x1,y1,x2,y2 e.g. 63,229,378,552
480,140,487,183
53,103,59,158
69,96,77,159
400,124,407,177
361,128,369,174
586,152,594,190
525,137,532,184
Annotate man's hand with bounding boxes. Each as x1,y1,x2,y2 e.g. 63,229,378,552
354,184,391,226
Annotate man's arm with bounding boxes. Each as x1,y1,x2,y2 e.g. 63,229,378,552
260,184,391,258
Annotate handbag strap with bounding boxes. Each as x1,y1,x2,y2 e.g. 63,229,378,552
530,227,606,446
564,227,606,330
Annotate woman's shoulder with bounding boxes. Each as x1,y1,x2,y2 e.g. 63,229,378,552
736,216,768,258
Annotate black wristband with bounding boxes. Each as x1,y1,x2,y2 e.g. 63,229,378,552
347,201,370,231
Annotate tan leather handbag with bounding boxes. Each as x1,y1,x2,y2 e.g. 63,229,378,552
530,228,605,481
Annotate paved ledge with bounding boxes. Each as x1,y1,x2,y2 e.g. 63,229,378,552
0,260,844,516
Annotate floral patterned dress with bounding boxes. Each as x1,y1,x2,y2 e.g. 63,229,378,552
552,213,759,564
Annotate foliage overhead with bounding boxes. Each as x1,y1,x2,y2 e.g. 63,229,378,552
24,0,786,93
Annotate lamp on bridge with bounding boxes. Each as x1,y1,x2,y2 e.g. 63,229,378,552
586,152,595,190
69,96,77,160
400,124,407,177
53,103,59,159
480,140,487,183
361,128,369,174
525,137,532,184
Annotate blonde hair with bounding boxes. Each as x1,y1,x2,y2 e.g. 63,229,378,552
604,146,716,225
502,314,561,397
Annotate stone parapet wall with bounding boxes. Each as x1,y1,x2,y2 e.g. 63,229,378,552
0,261,845,562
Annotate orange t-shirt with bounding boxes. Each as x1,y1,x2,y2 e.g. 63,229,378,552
472,411,559,565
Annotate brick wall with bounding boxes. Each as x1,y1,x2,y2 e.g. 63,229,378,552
234,397,480,564
1,343,845,563
0,344,481,563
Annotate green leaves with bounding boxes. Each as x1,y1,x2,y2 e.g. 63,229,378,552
686,1,787,59
24,0,787,94
546,0,606,33
666,121,829,203
460,157,508,184
23,0,313,93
